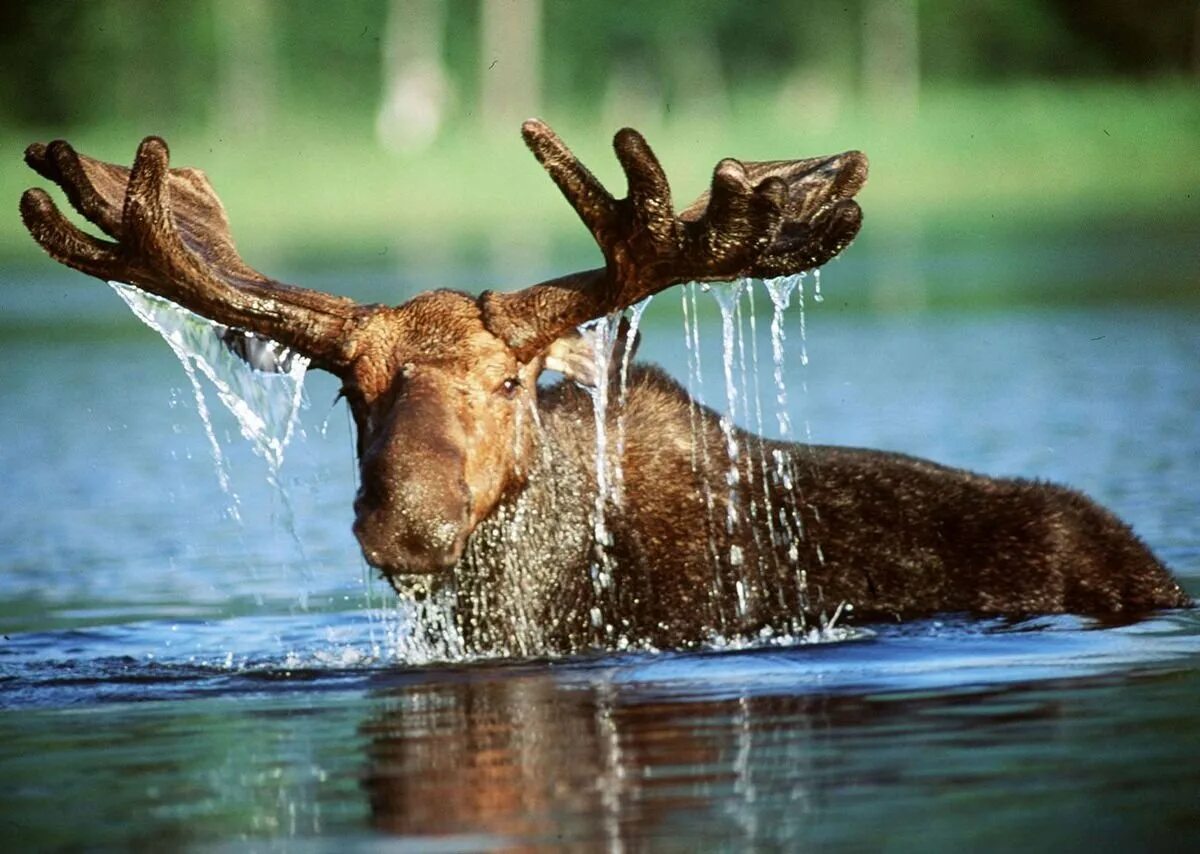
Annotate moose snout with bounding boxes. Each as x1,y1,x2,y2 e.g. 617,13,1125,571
352,451,472,577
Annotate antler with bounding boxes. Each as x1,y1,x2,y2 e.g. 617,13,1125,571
20,137,369,374
481,120,867,360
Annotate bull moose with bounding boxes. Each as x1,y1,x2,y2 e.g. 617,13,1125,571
19,121,1189,655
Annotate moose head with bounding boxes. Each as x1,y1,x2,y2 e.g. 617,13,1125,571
20,122,867,581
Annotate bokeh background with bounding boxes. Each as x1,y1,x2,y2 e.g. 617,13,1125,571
2,0,1197,312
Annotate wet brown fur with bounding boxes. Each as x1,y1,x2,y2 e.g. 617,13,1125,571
446,362,1190,653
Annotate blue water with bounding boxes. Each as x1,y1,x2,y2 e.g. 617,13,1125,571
1,275,1198,849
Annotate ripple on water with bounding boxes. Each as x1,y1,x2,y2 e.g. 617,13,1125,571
3,607,1199,710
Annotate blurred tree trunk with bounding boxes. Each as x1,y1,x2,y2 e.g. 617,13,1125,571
862,0,919,119
479,0,542,131
213,0,277,137
600,55,662,137
376,0,451,152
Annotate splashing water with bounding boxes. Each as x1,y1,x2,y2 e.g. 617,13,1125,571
682,283,728,625
106,263,849,658
110,282,310,505
579,312,623,601
615,296,653,500
761,274,803,438
384,579,467,663
711,278,747,538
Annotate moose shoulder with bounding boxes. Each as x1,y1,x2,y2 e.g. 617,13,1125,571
20,122,1189,655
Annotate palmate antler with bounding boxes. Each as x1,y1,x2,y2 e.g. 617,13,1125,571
20,138,367,373
20,123,865,372
481,120,867,360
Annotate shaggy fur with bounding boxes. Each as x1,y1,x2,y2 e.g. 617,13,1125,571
445,365,1190,654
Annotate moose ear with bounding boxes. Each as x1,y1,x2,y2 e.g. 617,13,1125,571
542,320,641,388
543,329,600,386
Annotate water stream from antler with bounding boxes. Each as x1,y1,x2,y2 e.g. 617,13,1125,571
110,281,314,606
110,283,310,491
615,295,653,501
117,269,835,656
712,278,746,539
681,283,727,625
703,274,819,638
579,312,623,616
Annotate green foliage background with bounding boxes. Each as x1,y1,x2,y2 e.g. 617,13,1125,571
1,0,1197,306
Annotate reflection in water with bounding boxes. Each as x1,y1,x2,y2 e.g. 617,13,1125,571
355,662,1200,849
3,644,1200,849
363,678,588,842
358,670,1085,849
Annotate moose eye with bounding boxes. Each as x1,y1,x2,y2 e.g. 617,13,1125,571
499,377,521,398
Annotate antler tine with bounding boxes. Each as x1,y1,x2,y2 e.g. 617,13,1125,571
124,138,177,265
697,159,788,268
482,121,868,362
20,187,125,276
522,119,617,238
738,151,867,279
26,140,128,239
612,127,676,247
21,136,370,374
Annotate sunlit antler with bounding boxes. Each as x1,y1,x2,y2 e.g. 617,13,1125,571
481,120,867,360
20,138,371,373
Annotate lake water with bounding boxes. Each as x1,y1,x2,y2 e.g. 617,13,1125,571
1,271,1198,850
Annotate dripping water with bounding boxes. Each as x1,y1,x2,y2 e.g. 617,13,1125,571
744,282,783,611
681,285,702,472
688,272,850,640
615,296,653,501
682,283,728,629
734,281,775,615
108,264,851,657
579,312,623,625
110,282,315,606
711,277,746,541
762,275,815,627
762,274,801,439
796,274,816,443
110,282,309,502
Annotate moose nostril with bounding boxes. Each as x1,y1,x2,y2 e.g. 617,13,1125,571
351,478,466,571
353,487,370,514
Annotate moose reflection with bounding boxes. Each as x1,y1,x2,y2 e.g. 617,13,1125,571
20,121,1189,654
358,670,1070,847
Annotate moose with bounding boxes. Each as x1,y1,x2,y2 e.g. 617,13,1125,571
20,121,1189,654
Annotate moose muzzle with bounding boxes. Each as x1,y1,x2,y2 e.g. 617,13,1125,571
352,392,472,577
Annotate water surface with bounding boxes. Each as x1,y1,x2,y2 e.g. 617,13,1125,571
1,274,1198,849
